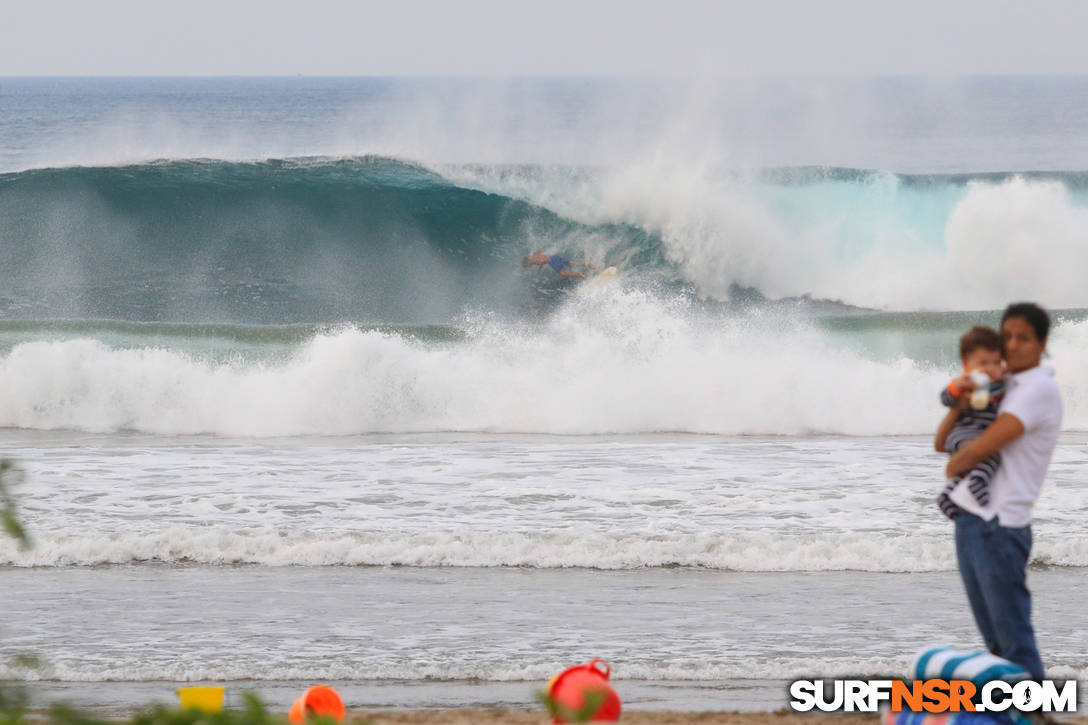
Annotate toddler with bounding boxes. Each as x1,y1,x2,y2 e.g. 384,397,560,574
936,326,1006,519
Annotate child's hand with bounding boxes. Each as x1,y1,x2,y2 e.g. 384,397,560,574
948,375,975,411
951,374,977,393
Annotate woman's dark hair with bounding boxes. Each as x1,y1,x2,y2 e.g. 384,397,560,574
1002,302,1051,342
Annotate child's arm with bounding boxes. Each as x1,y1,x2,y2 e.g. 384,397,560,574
935,398,969,452
946,413,1025,478
935,377,972,452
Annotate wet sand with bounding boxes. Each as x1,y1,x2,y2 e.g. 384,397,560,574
345,713,870,725
354,713,1084,725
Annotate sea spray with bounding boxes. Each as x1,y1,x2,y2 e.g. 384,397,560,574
5,291,1088,436
0,288,947,436
454,163,1088,310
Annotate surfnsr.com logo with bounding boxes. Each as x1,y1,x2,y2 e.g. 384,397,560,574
789,679,1077,713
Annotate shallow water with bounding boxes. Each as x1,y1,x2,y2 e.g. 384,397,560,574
7,565,1088,711
4,432,1088,571
3,432,1087,710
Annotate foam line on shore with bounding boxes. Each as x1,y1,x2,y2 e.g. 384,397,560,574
6,527,1088,570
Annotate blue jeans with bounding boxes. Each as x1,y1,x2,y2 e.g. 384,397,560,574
954,511,1045,679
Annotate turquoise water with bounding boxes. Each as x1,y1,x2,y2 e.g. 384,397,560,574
5,157,1088,321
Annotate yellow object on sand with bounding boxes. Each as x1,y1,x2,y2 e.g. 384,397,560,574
177,686,225,713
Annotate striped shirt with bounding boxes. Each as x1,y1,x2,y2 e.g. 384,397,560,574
937,381,1005,519
941,382,1005,451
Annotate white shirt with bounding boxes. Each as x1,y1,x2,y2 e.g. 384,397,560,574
949,365,1062,527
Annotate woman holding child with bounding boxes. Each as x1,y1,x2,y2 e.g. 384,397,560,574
935,302,1062,681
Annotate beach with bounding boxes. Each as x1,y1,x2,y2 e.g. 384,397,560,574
353,714,1088,725
20,706,1088,724
305,711,877,724
6,708,933,725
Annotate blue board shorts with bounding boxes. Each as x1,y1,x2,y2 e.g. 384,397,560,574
548,255,571,273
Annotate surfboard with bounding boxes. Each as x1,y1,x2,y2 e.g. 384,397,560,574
583,266,618,290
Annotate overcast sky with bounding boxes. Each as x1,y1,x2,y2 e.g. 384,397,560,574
4,0,1088,76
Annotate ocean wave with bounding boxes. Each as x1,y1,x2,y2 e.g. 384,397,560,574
3,295,1088,436
451,163,1088,310
0,287,949,436
0,658,914,683
6,526,1088,571
4,656,1085,684
0,157,653,323
5,157,1088,321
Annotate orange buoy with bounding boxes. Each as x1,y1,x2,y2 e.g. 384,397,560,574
546,659,621,723
287,685,346,723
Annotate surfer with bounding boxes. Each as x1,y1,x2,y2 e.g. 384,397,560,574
522,250,595,279
938,302,1061,680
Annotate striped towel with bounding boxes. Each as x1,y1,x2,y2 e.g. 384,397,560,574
879,647,1032,725
913,647,1030,688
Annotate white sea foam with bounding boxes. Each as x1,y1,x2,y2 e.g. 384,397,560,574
0,657,914,683
5,527,1088,570
5,654,1086,684
455,165,1088,311
0,289,948,436
942,178,1088,309
4,290,1088,436
0,529,950,570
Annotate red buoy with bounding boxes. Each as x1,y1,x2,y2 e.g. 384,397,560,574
546,659,621,723
287,685,346,723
